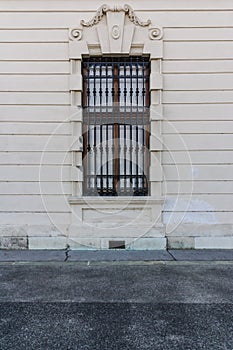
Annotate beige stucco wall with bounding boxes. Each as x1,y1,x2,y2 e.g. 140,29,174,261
0,0,233,249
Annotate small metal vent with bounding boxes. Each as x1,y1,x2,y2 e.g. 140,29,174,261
109,240,126,249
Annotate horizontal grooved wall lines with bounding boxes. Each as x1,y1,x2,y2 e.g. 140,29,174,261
0,1,232,249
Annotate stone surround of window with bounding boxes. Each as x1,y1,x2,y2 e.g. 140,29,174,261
67,4,165,249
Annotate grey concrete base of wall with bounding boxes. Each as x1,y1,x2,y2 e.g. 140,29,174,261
0,224,233,250
0,236,28,250
27,236,167,250
1,236,233,250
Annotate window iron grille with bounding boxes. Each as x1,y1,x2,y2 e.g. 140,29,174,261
82,57,150,196
82,56,150,108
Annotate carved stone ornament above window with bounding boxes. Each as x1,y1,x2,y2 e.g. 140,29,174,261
68,4,163,56
80,4,151,27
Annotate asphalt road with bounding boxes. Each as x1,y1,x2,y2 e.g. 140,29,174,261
0,261,233,349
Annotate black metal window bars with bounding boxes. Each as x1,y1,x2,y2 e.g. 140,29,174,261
82,56,150,196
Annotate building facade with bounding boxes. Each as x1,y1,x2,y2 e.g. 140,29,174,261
0,0,233,250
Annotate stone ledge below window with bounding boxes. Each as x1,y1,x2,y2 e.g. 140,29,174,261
68,196,164,206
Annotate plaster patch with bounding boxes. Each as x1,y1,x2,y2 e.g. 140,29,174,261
163,198,218,228
164,198,217,212
163,211,218,225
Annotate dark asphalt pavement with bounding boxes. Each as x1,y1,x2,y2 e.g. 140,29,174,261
0,260,233,349
0,302,232,350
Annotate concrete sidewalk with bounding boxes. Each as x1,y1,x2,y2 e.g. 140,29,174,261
0,249,232,262
0,260,233,349
0,253,233,349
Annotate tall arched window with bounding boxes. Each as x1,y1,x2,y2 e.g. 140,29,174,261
82,56,150,196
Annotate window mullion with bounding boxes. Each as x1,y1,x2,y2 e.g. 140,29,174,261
113,123,119,194
113,63,119,194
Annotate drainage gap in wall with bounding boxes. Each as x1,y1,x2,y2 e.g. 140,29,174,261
109,240,126,249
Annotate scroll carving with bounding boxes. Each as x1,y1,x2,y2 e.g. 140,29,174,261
69,28,83,41
148,28,162,40
123,4,151,27
80,4,151,27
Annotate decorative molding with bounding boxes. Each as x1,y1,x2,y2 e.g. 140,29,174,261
80,4,151,28
80,4,109,27
149,28,162,40
124,4,151,27
111,25,121,39
68,196,164,205
69,28,83,41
